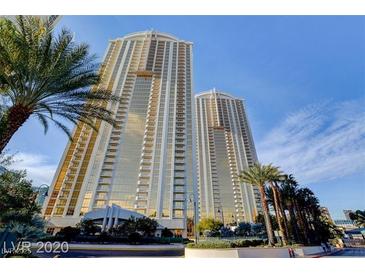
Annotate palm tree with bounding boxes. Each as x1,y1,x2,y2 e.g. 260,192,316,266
296,187,321,243
239,163,275,246
349,210,365,228
279,174,302,242
265,164,288,245
0,16,119,153
274,179,291,243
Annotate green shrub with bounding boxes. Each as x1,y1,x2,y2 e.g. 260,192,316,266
161,228,174,238
186,239,264,249
128,232,142,244
197,218,223,233
187,241,231,249
56,226,80,241
230,240,250,248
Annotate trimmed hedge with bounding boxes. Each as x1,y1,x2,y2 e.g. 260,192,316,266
38,235,191,245
186,239,264,249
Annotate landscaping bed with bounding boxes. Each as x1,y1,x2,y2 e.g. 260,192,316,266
186,239,264,249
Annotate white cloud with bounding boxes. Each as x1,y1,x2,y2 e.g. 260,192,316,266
257,99,365,184
9,153,57,186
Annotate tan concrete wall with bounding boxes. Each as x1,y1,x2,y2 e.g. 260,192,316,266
185,248,239,258
294,246,324,256
185,246,324,258
237,247,291,258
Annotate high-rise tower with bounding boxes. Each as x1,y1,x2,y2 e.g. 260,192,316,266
43,31,195,234
195,89,261,224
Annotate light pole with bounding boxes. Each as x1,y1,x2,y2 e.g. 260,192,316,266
189,193,198,244
231,214,237,226
35,184,49,205
217,208,225,225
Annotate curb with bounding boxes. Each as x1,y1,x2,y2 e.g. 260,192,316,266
310,249,343,258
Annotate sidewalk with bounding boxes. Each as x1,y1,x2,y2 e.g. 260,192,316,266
305,248,342,258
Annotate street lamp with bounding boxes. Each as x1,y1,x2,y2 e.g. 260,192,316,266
217,208,225,225
231,214,237,226
35,184,49,204
189,193,199,244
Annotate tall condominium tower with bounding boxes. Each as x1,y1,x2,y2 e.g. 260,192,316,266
195,89,261,224
43,31,196,234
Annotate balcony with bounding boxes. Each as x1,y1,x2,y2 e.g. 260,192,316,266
140,166,151,173
98,180,111,186
96,186,109,192
174,188,185,194
100,171,113,177
136,187,148,194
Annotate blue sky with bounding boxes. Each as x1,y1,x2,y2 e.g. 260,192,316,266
7,16,365,219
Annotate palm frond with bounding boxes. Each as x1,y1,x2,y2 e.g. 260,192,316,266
0,16,120,145
35,113,49,134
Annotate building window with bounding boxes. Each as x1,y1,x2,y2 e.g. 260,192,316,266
46,227,55,235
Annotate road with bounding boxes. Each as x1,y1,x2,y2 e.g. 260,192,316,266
52,249,183,258
325,248,365,257
33,247,184,258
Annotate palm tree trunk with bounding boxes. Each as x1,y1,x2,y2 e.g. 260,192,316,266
294,201,310,244
259,185,275,246
0,105,31,154
282,209,291,242
288,203,301,242
269,182,287,246
274,182,290,243
277,194,290,243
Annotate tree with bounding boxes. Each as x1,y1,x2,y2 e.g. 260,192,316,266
3,215,46,242
251,223,265,236
76,219,100,236
220,226,234,237
234,222,251,236
111,217,137,237
239,163,275,246
197,218,223,234
0,168,46,244
279,174,303,243
161,228,174,238
316,216,343,242
255,213,279,231
128,232,142,244
111,216,158,238
56,226,81,242
264,164,288,245
295,187,332,244
0,169,40,225
0,16,120,153
349,210,365,228
135,217,158,237
0,151,15,167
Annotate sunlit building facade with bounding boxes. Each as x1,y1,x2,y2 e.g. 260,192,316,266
43,31,196,234
195,89,261,225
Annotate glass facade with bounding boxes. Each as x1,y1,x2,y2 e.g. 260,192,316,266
195,90,262,224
